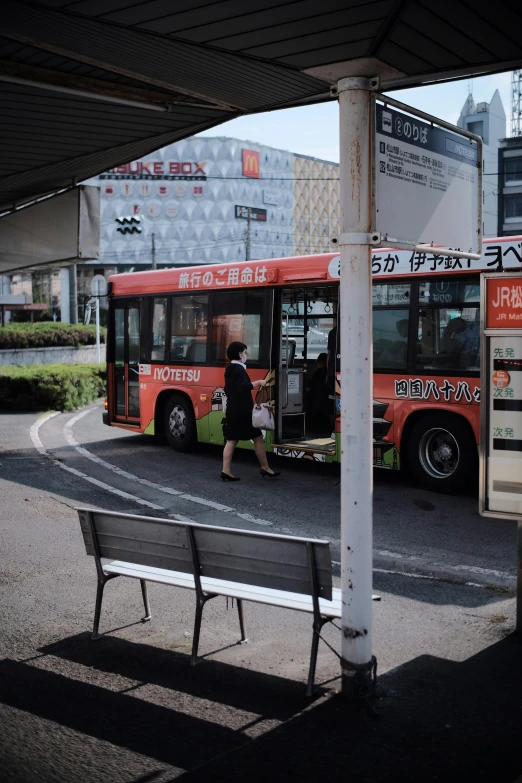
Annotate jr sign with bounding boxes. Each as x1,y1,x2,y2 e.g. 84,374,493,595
480,272,522,519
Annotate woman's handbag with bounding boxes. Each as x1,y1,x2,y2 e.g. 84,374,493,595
252,388,275,430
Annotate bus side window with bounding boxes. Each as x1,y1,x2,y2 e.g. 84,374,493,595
211,291,264,363
151,297,167,362
373,309,409,370
170,294,208,363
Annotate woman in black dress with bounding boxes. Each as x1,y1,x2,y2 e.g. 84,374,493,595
222,341,280,481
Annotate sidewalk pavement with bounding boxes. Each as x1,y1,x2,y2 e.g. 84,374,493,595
1,416,522,781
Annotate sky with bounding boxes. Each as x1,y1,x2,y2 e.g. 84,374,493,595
198,71,513,163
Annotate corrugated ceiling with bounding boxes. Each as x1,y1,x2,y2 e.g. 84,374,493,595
2,0,522,213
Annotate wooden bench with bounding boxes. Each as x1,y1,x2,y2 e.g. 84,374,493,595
77,507,343,695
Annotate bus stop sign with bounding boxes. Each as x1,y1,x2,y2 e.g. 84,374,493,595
480,272,522,518
374,96,482,257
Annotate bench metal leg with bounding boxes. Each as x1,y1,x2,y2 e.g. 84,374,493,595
140,580,151,621
237,599,248,642
191,600,205,666
91,574,119,640
92,580,107,640
306,623,322,697
190,593,218,666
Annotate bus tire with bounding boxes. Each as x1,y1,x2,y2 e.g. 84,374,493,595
406,413,477,493
164,394,197,452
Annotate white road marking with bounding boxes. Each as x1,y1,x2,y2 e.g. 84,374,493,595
30,408,516,585
63,408,244,514
333,560,514,589
374,548,515,586
33,407,274,526
373,567,493,589
30,413,164,511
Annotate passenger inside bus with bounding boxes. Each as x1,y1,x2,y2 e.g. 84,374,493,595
416,309,480,371
305,353,329,430
441,316,467,362
373,316,409,369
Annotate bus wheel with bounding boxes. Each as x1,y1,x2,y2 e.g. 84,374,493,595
406,414,477,493
164,395,197,452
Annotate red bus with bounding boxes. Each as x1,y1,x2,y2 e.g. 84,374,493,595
104,235,522,492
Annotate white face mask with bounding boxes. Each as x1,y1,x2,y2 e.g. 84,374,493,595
241,351,248,364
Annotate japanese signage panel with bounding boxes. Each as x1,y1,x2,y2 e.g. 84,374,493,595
242,149,260,178
326,237,522,281
480,273,522,519
374,101,481,254
177,262,275,290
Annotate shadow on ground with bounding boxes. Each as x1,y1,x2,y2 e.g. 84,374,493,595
39,632,314,720
175,632,522,783
1,631,521,782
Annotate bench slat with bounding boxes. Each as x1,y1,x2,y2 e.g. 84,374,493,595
79,508,333,601
193,527,332,600
104,561,342,618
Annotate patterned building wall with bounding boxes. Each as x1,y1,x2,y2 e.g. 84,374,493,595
85,137,295,267
293,155,340,255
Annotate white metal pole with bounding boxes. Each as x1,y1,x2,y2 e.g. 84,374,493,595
337,76,374,698
95,298,100,363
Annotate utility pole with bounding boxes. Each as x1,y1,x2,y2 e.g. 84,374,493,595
246,207,251,261
337,76,374,700
68,264,78,324
151,232,156,270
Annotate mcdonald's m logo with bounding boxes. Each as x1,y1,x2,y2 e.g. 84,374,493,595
242,149,260,179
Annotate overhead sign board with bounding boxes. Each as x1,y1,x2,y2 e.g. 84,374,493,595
100,160,207,180
374,98,482,257
235,205,267,221
480,272,522,519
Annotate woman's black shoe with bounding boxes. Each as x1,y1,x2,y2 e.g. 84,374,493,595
221,472,240,481
260,469,280,478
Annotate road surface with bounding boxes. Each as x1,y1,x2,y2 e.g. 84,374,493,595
18,402,519,589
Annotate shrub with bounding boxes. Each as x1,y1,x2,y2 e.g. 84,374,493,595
0,323,106,351
0,364,106,412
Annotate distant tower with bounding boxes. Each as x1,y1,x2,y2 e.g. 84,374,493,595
512,70,522,136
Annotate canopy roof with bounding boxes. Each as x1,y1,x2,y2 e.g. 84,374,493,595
2,0,522,214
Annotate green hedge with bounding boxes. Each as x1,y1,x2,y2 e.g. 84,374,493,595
0,364,106,412
0,323,106,350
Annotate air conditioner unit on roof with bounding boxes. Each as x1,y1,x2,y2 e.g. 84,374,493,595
477,102,488,113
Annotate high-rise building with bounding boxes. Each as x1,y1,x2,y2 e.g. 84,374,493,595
497,136,522,237
457,90,506,238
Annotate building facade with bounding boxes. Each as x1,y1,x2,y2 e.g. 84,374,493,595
7,137,341,322
497,136,522,237
82,136,340,269
293,154,339,255
84,137,310,268
457,90,506,238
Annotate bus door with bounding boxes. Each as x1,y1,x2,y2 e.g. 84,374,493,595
113,300,141,423
276,287,337,453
